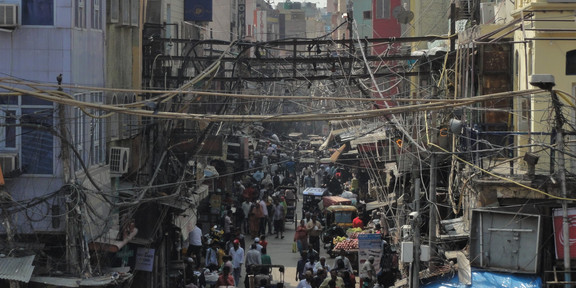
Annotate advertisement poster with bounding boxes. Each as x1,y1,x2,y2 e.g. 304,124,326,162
358,233,382,273
552,208,576,259
135,248,155,272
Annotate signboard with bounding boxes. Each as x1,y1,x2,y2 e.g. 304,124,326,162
358,233,382,274
238,0,246,39
553,208,576,259
135,248,155,272
184,0,212,22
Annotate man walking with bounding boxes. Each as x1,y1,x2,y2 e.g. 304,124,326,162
228,239,244,286
306,214,323,253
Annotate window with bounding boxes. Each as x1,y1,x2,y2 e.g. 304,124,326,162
90,92,105,166
566,50,576,75
121,0,130,25
75,0,86,28
108,0,119,23
22,0,54,25
376,0,390,19
21,108,54,175
363,11,372,20
74,93,86,171
130,0,139,26
110,94,119,139
92,0,102,29
0,110,17,149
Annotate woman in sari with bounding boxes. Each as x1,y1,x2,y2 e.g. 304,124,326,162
294,219,309,253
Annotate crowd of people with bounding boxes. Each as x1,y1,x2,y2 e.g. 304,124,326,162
181,138,397,288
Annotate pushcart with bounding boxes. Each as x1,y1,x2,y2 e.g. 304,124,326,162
248,264,285,288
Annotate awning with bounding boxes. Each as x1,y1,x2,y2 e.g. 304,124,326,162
30,273,133,287
88,227,139,253
0,255,35,283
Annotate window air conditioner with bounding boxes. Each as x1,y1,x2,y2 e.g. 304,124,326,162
0,153,18,174
109,147,130,174
0,4,18,27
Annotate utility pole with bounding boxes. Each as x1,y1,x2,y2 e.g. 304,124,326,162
551,89,571,287
410,166,421,288
530,74,571,287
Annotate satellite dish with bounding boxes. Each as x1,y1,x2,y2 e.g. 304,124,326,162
397,10,414,24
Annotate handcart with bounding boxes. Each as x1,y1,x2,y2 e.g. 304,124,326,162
248,264,285,288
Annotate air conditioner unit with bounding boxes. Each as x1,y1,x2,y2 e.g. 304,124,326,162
109,147,130,174
480,2,496,24
0,4,18,27
0,153,18,174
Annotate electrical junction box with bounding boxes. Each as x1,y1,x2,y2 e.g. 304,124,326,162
420,245,430,261
400,242,413,263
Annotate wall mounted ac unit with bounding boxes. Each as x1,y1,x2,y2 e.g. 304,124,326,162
479,2,496,24
0,4,17,27
110,147,130,174
0,153,18,174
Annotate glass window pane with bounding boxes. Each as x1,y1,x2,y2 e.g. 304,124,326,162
22,0,54,25
21,108,54,174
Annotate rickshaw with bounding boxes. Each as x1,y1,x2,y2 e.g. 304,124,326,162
301,187,327,218
322,204,358,257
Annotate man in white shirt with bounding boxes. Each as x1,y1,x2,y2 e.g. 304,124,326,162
187,224,203,269
313,256,331,275
228,239,244,286
259,199,268,236
244,243,262,287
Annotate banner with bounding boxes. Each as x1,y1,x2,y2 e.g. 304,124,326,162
357,233,381,274
552,208,576,259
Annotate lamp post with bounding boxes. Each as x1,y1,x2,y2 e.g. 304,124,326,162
530,74,571,286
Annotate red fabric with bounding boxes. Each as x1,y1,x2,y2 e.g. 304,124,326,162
216,274,235,286
353,217,364,228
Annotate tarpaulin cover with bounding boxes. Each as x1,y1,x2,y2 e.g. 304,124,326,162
422,269,542,288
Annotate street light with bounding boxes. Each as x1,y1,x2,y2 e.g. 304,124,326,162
530,74,571,287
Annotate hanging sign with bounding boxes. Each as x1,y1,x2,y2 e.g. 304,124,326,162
135,248,156,272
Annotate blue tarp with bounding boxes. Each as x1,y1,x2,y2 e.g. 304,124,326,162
422,270,542,288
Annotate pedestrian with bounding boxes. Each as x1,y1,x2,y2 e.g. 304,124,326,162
216,265,235,287
312,268,327,288
242,198,252,234
297,270,314,288
360,256,376,288
228,239,244,286
334,250,353,273
265,190,275,235
319,269,345,288
353,215,364,228
204,241,219,271
261,247,272,265
296,251,309,281
306,214,323,253
259,235,268,249
250,199,263,238
254,237,263,252
273,199,285,239
186,223,203,269
259,198,268,236
294,219,309,254
244,243,262,287
314,256,331,274
304,172,315,188
223,210,233,242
